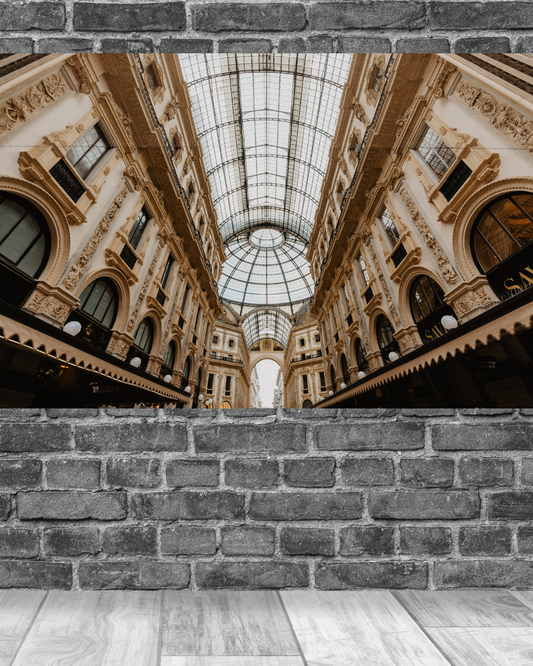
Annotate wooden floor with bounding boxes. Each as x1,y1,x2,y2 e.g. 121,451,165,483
3,589,533,665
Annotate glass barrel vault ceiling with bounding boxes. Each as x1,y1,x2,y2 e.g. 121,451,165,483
180,54,352,321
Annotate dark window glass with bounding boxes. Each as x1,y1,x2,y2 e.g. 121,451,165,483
302,399,313,409
171,135,180,155
376,315,395,350
160,255,174,290
194,306,201,332
391,243,407,267
180,284,190,314
225,376,232,393
409,275,445,322
120,244,137,269
372,67,383,92
319,371,326,389
128,208,149,251
66,125,109,180
416,125,455,179
50,160,85,202
473,193,533,272
357,253,369,287
146,63,158,90
163,341,176,369
228,339,234,348
213,335,219,345
440,161,472,201
182,356,191,383
380,207,400,248
207,373,214,390
355,338,368,370
302,374,309,392
0,193,49,278
133,318,154,354
79,278,118,328
315,334,320,343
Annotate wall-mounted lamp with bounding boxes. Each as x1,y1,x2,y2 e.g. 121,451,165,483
130,357,142,368
63,321,82,336
163,374,172,383
185,386,191,393
340,382,346,390
388,351,399,362
358,371,366,379
441,315,459,330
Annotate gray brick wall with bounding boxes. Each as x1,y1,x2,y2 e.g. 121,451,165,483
0,1,532,53
0,408,532,590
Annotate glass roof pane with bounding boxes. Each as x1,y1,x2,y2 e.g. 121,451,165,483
180,54,352,315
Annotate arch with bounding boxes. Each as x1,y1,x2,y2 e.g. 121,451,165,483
354,336,369,371
133,316,155,354
367,306,395,354
250,352,284,375
302,399,313,409
78,277,118,329
397,265,448,328
453,177,533,283
134,309,162,357
76,267,131,331
182,354,193,388
0,176,70,285
162,339,176,371
329,363,336,389
340,352,350,384
220,401,232,409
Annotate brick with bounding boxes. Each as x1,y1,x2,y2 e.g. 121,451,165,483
218,40,273,53
46,409,98,418
0,38,34,52
18,491,127,520
74,3,186,31
340,458,394,486
161,527,216,556
76,423,186,452
0,562,71,589
79,562,190,590
459,458,513,487
44,527,100,556
280,527,334,556
196,562,308,589
107,458,160,488
192,4,306,32
316,423,424,451
103,526,157,556
338,37,392,53
250,492,363,521
225,459,279,488
0,460,41,488
316,562,427,589
0,496,9,521
400,458,454,488
429,2,533,29
459,526,511,556
395,38,450,53
455,37,511,53
196,424,305,454
516,37,533,53
101,39,154,53
518,527,533,555
435,561,533,588
0,3,65,30
0,529,39,558
522,459,533,485
159,39,214,53
39,38,93,51
0,409,41,421
400,527,452,555
278,36,334,53
133,491,245,520
339,526,394,556
488,492,533,520
308,2,425,30
284,458,335,488
369,491,479,520
433,424,533,451
46,460,100,489
221,527,275,556
166,460,219,488
0,424,70,452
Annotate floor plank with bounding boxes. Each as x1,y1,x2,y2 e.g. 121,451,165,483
397,590,533,627
427,627,533,666
11,590,161,666
162,591,298,657
161,658,303,666
280,590,451,666
0,590,45,640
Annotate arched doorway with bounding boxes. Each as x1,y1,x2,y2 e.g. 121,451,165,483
302,399,313,408
409,274,456,344
376,314,400,364
252,358,283,407
340,353,350,385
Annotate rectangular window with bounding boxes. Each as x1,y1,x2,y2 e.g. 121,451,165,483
146,63,158,90
319,372,326,390
372,67,383,92
228,339,234,348
299,338,305,347
160,255,174,290
213,335,219,345
315,334,320,343
207,373,214,394
225,376,232,395
128,208,150,251
67,124,109,180
180,284,190,314
204,323,210,346
416,125,455,179
171,135,180,155
49,160,85,203
194,306,201,332
379,207,400,249
356,253,369,288
302,374,309,394
439,161,473,201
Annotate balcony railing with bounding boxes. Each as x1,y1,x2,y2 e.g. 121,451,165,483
210,352,243,364
290,351,323,364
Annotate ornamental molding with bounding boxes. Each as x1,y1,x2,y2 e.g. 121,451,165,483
62,184,129,292
0,71,70,140
367,239,402,328
126,240,164,333
398,185,460,287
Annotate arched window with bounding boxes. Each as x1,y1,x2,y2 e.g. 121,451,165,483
302,399,314,409
472,193,533,301
220,401,231,409
182,355,191,388
330,364,336,390
340,353,350,384
376,314,399,363
409,275,445,323
133,318,154,354
0,192,50,279
355,338,368,371
162,341,176,370
79,278,118,329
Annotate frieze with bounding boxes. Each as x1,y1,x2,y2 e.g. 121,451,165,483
66,56,92,95
0,72,69,140
367,239,402,328
62,185,129,292
126,240,164,333
398,186,459,286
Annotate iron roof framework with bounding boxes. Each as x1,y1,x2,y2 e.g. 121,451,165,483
180,54,351,343
242,308,293,349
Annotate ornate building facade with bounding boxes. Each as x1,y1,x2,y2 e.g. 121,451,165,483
1,53,533,408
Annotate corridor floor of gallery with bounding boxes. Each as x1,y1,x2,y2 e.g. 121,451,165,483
2,589,533,665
